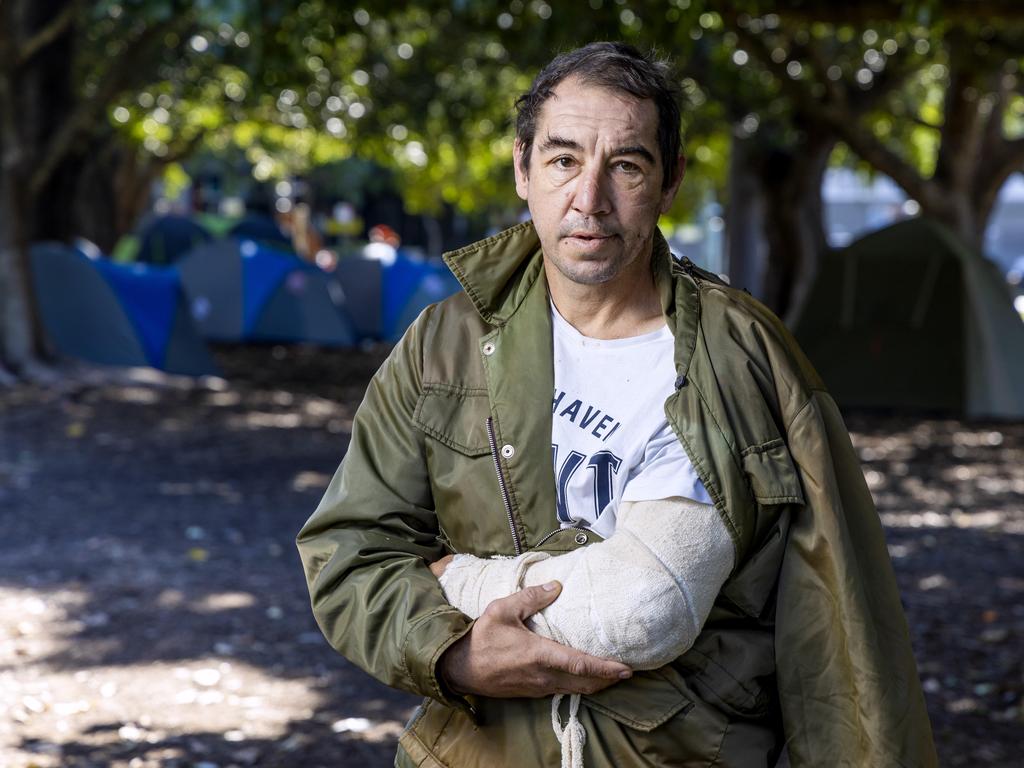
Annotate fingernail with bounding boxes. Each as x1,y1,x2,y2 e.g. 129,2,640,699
618,670,632,679
543,581,558,591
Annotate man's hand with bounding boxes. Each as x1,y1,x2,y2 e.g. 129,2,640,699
437,581,632,698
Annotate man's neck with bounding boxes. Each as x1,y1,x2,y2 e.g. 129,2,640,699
545,255,664,340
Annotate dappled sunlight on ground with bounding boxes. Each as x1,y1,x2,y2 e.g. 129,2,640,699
0,568,414,767
0,347,1020,766
844,413,1024,765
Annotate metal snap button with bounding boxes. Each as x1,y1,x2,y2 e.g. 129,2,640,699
500,444,515,458
574,532,588,545
482,342,496,356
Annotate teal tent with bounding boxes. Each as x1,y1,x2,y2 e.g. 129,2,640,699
228,214,292,251
177,240,357,346
30,243,217,375
792,218,1024,419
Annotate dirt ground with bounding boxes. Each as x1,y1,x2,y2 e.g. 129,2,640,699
1,344,1021,767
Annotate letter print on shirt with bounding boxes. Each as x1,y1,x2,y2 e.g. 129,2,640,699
551,304,710,539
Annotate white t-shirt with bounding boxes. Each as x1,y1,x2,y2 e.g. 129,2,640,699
551,304,711,539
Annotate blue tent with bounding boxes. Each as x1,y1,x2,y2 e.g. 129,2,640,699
333,253,462,342
382,253,462,341
136,215,213,265
30,243,217,375
177,240,357,346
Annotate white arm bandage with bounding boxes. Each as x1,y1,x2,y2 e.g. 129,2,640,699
438,496,734,669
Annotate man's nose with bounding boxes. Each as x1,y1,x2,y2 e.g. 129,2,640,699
571,165,611,216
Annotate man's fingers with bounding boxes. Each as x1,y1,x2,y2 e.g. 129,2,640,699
487,581,563,622
538,638,632,681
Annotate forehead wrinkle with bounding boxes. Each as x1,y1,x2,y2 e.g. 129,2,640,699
537,134,583,154
538,101,656,152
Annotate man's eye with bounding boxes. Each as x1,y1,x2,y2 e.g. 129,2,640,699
554,156,576,169
615,161,640,173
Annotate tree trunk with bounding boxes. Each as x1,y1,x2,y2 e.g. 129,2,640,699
725,133,769,300
727,123,835,323
43,136,160,253
758,125,835,325
0,156,37,377
0,0,82,375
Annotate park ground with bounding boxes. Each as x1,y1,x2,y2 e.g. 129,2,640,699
0,344,1021,767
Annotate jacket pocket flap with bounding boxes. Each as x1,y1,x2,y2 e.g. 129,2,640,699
413,385,491,456
741,439,804,505
585,667,693,732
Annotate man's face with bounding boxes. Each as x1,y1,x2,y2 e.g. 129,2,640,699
515,77,683,287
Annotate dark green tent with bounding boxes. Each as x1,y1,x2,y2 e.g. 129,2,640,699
792,218,1024,419
136,214,213,265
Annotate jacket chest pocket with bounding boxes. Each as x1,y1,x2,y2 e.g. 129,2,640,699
413,385,512,555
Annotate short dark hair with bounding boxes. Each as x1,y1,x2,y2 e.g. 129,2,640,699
514,42,684,189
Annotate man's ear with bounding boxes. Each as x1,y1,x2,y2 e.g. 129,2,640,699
513,139,530,201
659,154,687,214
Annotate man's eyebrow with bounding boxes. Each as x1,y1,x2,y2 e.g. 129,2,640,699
537,134,583,153
612,145,656,164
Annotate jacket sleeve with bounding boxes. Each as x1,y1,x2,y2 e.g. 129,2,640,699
296,308,473,706
778,391,938,767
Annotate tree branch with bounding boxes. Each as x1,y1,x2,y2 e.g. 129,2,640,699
803,36,846,107
16,2,77,67
28,15,188,196
761,0,1024,24
729,19,935,206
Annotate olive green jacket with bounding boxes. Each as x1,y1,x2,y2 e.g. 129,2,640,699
297,222,937,767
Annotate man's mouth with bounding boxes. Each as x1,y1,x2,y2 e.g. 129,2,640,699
565,232,614,241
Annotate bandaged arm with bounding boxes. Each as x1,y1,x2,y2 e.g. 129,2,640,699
438,497,734,669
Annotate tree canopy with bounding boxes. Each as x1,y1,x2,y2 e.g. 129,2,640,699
2,0,1024,374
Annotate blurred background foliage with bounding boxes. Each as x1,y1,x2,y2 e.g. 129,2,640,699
2,0,1024,372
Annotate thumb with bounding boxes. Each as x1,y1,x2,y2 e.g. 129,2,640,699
506,581,561,621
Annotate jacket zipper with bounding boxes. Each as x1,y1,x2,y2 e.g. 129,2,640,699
485,416,523,555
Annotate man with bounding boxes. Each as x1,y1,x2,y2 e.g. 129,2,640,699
298,43,937,767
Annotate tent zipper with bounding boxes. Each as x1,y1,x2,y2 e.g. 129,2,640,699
486,416,522,556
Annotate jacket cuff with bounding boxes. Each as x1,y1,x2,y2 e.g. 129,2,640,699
402,607,476,715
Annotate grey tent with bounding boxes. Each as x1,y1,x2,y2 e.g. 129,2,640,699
334,256,383,340
177,240,356,346
30,243,217,375
792,218,1024,419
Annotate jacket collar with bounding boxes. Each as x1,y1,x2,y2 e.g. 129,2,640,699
442,221,544,327
443,220,686,331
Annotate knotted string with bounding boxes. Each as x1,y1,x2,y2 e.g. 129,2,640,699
551,692,586,768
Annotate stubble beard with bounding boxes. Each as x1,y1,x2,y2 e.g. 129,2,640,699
548,247,623,286
547,230,654,287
